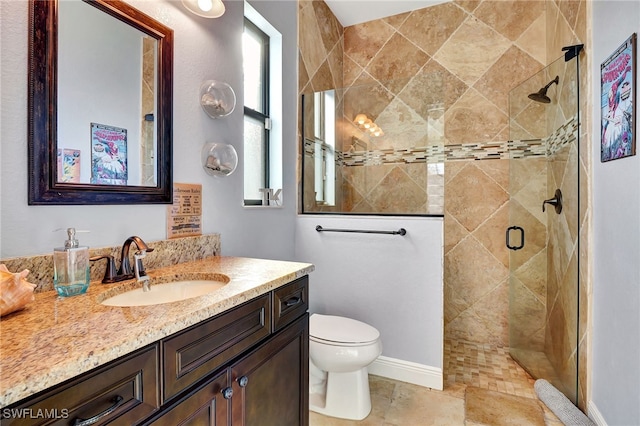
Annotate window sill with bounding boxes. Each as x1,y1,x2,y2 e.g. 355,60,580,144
243,204,283,209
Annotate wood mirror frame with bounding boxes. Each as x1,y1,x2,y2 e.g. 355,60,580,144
28,0,173,205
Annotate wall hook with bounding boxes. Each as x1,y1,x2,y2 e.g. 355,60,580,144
542,189,563,214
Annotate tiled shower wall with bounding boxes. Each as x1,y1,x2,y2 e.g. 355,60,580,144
141,37,155,185
300,0,446,215
299,0,343,213
298,0,590,410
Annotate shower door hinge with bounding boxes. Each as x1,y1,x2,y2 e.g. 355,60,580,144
264,117,272,130
562,44,584,62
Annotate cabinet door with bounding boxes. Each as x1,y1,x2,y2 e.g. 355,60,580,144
162,294,271,402
230,314,309,426
1,344,159,426
144,370,230,426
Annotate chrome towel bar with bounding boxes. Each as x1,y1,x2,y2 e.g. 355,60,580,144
315,225,407,236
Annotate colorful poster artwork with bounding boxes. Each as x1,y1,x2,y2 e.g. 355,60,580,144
90,123,128,185
57,149,81,183
601,33,637,162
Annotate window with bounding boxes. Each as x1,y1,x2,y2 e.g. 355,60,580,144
243,4,282,206
312,91,335,205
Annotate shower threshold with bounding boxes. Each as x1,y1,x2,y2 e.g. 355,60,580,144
509,347,575,403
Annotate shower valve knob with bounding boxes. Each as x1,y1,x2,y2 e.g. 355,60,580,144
542,189,563,214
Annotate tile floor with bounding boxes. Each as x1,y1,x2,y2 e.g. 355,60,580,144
309,340,563,426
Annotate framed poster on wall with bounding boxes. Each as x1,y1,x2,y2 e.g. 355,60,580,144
90,122,128,185
57,148,81,183
600,33,637,162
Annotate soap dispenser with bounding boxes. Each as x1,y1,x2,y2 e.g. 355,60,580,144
53,228,90,297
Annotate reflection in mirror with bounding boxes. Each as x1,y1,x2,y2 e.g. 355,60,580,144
58,1,157,186
301,74,445,216
28,0,173,204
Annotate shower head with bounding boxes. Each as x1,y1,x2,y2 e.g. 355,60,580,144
528,76,559,104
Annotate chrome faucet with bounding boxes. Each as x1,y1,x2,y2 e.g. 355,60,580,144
134,251,151,291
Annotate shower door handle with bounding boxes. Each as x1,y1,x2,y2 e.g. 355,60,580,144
506,226,525,251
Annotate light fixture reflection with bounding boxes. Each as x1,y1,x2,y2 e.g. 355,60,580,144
353,113,383,137
182,0,225,18
354,114,367,125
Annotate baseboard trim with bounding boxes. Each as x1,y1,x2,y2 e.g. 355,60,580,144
588,401,608,426
368,355,443,390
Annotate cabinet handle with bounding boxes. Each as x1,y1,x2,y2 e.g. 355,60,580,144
237,375,249,387
72,395,124,426
284,296,301,307
221,387,233,399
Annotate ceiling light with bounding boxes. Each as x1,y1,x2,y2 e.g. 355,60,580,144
182,0,225,18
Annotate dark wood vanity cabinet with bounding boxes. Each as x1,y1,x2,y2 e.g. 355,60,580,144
144,314,308,426
161,294,272,402
144,369,230,425
230,315,309,426
1,344,160,426
150,275,309,425
2,276,309,426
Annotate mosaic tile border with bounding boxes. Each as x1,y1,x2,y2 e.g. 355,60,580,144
546,116,579,156
303,116,577,165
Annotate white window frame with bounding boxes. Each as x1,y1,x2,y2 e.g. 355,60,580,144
243,2,282,206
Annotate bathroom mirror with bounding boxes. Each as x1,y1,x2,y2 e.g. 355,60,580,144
28,0,173,204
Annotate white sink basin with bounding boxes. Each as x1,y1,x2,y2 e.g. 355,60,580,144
101,279,228,307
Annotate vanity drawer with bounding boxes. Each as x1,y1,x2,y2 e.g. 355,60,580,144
1,344,159,426
162,294,271,401
272,276,309,332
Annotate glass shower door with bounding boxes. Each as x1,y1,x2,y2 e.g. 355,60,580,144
507,52,580,404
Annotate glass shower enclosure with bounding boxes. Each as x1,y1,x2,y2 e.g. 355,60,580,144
301,73,444,216
507,49,582,405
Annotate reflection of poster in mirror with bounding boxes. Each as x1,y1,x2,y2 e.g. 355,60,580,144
601,33,637,162
57,148,81,183
90,123,128,185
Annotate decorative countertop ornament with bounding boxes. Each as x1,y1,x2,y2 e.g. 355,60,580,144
0,265,37,317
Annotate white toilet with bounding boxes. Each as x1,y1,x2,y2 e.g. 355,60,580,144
308,313,383,420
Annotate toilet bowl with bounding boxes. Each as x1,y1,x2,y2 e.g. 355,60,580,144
309,313,382,421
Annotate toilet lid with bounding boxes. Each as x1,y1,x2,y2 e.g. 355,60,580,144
310,314,380,344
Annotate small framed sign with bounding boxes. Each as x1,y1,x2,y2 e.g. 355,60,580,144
601,33,637,162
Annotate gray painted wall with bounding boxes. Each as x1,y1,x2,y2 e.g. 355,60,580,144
591,2,640,423
0,0,297,261
295,215,444,370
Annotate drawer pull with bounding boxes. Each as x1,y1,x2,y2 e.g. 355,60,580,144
72,395,124,426
221,387,233,399
237,375,249,387
284,296,301,307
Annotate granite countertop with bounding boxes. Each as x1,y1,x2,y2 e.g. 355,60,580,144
0,256,314,408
